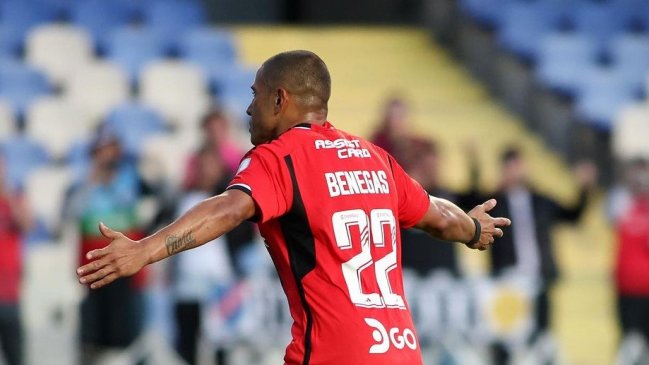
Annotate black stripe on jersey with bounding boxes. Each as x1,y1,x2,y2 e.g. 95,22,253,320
278,155,316,365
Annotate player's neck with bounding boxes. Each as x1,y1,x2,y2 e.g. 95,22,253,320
281,110,328,132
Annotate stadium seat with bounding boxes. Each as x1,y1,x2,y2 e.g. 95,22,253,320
139,60,209,126
106,26,165,82
65,61,130,126
0,25,21,58
71,0,134,52
0,61,52,116
26,25,94,87
26,97,93,159
139,132,197,188
536,32,598,96
459,0,508,29
0,100,16,140
217,65,256,121
0,0,59,52
573,1,633,51
179,28,238,89
1,135,50,190
575,65,636,130
144,0,207,54
24,166,72,231
106,102,167,156
610,34,649,95
613,103,649,160
497,1,561,62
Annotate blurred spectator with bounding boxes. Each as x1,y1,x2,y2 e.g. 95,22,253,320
0,154,32,365
609,158,649,347
62,125,152,365
183,107,244,190
400,137,461,277
463,146,597,362
370,96,411,159
170,144,235,365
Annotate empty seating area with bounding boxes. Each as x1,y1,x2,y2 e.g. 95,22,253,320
0,0,256,241
457,0,649,171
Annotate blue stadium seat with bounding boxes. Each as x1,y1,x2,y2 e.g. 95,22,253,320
498,1,562,62
575,65,636,131
536,32,598,96
0,61,52,116
0,0,59,52
71,0,134,52
66,139,91,181
106,27,165,82
179,28,237,90
573,1,633,51
459,0,508,29
1,135,50,190
143,0,207,54
610,34,649,95
219,66,256,121
106,102,167,155
0,25,20,58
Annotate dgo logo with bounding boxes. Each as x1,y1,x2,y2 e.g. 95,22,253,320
364,318,418,354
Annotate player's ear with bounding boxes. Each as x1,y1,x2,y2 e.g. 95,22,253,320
274,88,288,113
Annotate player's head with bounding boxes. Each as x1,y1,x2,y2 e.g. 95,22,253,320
246,50,331,145
500,146,527,188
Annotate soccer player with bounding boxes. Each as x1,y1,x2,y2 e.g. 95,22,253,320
76,50,511,365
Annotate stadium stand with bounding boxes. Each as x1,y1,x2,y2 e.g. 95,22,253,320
144,0,207,54
0,61,52,117
139,59,210,126
26,96,92,159
106,26,166,83
25,24,94,87
71,0,134,53
65,61,130,126
0,100,16,140
105,102,168,156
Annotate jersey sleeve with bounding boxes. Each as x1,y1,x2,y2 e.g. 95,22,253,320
226,147,292,223
388,154,430,228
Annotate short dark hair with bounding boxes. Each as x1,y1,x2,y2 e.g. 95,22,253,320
260,50,331,111
501,146,522,165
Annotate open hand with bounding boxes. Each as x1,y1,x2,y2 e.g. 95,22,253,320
76,222,149,289
466,199,511,250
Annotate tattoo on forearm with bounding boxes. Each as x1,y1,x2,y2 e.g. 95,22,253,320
165,230,197,255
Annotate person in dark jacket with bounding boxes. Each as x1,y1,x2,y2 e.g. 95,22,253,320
462,146,597,362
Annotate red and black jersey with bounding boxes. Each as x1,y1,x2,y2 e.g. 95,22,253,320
227,122,430,365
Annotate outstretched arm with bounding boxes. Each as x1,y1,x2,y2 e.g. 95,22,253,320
76,189,255,289
415,197,511,250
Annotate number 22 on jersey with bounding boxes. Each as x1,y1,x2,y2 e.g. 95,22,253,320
332,209,405,309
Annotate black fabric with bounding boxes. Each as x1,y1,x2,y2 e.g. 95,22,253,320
401,188,460,277
0,304,22,365
617,295,649,342
458,188,588,285
80,277,144,348
174,302,201,365
278,155,315,365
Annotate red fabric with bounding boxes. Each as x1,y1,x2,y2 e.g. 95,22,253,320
228,122,429,365
0,197,21,303
615,197,649,296
79,230,149,290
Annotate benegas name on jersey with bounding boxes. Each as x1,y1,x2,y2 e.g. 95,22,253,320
325,170,389,197
315,138,370,159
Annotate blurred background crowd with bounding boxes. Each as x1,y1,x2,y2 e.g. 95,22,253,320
0,0,648,364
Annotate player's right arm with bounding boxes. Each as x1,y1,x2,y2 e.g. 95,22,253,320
76,189,255,289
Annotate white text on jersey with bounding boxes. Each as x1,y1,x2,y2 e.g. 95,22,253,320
325,170,389,197
315,138,370,159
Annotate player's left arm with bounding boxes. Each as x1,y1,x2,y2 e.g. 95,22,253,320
76,189,256,289
415,197,511,250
